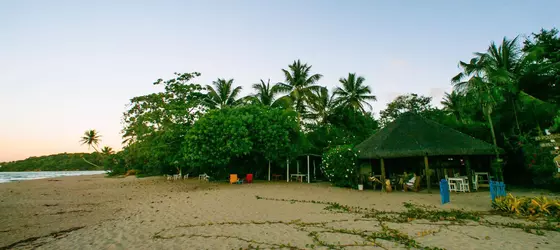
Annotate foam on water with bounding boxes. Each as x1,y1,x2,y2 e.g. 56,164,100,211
0,171,107,183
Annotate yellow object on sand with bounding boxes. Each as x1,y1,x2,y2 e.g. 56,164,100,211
230,174,238,184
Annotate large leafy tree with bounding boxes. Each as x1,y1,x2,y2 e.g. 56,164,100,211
379,94,433,126
278,60,323,124
333,73,376,113
522,28,560,105
183,105,300,177
121,72,206,175
204,78,243,109
246,79,292,108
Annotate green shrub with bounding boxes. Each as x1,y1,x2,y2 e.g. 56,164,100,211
321,145,359,188
493,193,560,218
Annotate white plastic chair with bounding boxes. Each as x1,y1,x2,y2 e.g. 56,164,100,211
472,175,478,191
460,178,470,192
183,173,189,180
445,175,457,192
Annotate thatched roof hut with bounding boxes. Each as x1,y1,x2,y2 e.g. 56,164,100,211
355,113,501,159
355,113,502,192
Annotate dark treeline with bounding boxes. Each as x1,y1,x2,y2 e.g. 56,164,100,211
15,28,552,190
100,28,560,189
0,153,104,172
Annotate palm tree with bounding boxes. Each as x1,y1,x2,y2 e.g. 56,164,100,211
79,129,102,168
247,79,292,108
441,91,463,122
452,57,503,180
80,129,101,152
277,60,323,124
306,87,337,124
333,73,376,113
477,37,526,132
101,146,114,155
204,78,243,109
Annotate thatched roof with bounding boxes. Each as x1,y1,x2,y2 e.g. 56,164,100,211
355,113,502,159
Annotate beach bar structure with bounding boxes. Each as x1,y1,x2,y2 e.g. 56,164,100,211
355,113,502,192
267,154,321,183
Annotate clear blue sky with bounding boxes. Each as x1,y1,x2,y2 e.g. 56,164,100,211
0,0,558,161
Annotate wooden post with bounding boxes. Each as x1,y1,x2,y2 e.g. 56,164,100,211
380,158,386,191
313,160,316,180
297,160,300,174
268,161,271,181
424,155,431,193
286,158,289,182
307,155,310,183
465,157,473,191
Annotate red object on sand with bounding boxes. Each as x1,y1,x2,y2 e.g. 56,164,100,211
246,174,253,183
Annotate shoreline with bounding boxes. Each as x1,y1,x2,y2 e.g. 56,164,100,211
1,175,559,249
0,171,107,184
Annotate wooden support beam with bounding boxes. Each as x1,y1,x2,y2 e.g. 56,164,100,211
307,155,310,183
465,157,473,191
380,158,386,192
268,161,271,181
424,155,431,193
286,158,289,182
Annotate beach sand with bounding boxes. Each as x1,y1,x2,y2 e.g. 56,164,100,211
1,175,559,249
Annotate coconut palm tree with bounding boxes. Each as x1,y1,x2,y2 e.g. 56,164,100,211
79,129,103,168
80,129,101,152
477,37,527,132
452,57,504,180
333,73,376,113
204,78,243,109
277,60,323,124
101,146,114,155
441,91,464,122
246,79,292,108
306,87,337,124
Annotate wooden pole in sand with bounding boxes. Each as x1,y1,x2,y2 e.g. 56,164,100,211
424,155,431,193
286,158,289,182
268,161,271,181
380,158,386,192
307,155,310,183
313,160,316,181
465,157,473,191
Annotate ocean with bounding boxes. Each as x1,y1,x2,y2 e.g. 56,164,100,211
0,171,107,183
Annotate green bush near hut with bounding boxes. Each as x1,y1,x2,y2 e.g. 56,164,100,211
321,145,359,188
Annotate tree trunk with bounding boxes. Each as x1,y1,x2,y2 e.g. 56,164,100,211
485,107,502,181
81,157,102,168
511,98,521,133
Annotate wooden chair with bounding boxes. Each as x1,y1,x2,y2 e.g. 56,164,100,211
404,175,422,192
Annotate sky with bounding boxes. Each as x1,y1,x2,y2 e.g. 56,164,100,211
0,0,558,162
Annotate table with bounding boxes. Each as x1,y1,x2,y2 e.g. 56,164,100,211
290,174,307,182
198,174,209,181
448,177,469,192
475,172,489,183
272,174,283,181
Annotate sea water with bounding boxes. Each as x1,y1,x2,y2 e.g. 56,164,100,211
0,171,107,183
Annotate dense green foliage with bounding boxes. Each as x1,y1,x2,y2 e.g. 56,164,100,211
0,153,104,172
321,145,359,188
86,28,559,190
183,105,300,177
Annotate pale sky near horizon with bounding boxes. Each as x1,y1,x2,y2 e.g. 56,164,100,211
0,0,558,162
